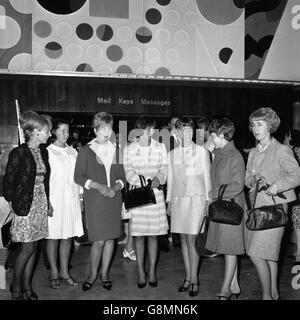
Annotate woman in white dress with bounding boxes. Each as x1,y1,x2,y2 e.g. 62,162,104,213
47,120,83,289
123,117,168,288
167,116,211,297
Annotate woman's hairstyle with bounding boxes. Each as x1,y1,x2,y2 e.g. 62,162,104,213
51,119,69,141
208,117,235,141
19,111,49,141
249,107,280,134
175,116,194,129
286,128,300,147
135,117,156,130
197,116,210,130
92,112,113,130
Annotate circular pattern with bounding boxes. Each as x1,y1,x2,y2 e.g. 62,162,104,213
8,53,31,70
76,23,93,40
55,22,73,39
136,66,152,75
34,21,52,38
0,16,21,49
96,24,113,41
116,26,133,42
183,11,199,27
87,44,103,60
155,29,171,45
34,62,51,70
106,45,123,62
174,0,190,7
165,10,181,26
32,41,42,57
76,63,93,72
196,0,243,25
156,0,171,6
164,48,180,65
174,30,189,46
145,48,161,64
45,42,63,59
136,27,152,44
96,65,114,74
66,43,83,59
126,47,143,63
36,0,87,15
219,47,233,64
9,0,32,14
155,67,171,76
146,8,162,25
116,65,133,74
55,63,72,71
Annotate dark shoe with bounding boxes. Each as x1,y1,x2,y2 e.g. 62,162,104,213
148,275,157,288
189,282,200,297
10,284,24,300
137,281,147,289
102,280,112,291
23,288,38,300
49,277,60,289
203,249,221,258
217,291,240,300
82,279,96,291
60,275,78,287
177,279,190,292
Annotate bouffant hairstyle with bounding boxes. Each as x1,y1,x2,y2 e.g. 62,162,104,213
92,112,113,131
19,111,49,141
249,107,280,134
135,117,156,130
208,117,235,141
51,119,69,141
175,116,194,129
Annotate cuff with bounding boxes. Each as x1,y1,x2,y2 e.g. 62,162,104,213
115,179,124,190
84,179,92,190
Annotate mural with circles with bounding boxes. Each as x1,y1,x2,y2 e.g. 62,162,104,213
0,0,298,81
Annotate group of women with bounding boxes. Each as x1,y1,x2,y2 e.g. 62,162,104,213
3,107,300,300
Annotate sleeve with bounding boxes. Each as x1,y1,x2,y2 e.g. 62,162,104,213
202,148,212,201
155,143,168,185
166,151,173,202
223,152,245,199
74,147,90,188
275,145,300,192
245,150,254,188
123,145,141,186
3,148,21,202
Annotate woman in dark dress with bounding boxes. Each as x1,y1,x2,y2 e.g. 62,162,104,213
3,111,52,300
74,112,126,291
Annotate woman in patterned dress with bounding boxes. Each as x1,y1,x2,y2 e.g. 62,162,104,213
3,111,52,300
123,117,168,288
46,120,83,289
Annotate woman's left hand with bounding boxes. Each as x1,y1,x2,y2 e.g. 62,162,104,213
47,203,53,217
265,183,279,197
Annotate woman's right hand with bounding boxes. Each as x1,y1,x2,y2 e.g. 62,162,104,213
96,183,110,196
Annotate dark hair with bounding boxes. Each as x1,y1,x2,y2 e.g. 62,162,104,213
208,117,235,141
249,107,280,134
19,111,49,141
135,117,156,130
175,116,194,129
197,116,210,130
51,119,69,141
286,128,300,147
92,112,113,130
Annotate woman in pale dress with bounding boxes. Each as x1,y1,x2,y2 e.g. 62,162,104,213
123,117,168,288
46,120,83,289
166,116,211,297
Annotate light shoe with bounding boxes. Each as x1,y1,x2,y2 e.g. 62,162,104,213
123,248,136,261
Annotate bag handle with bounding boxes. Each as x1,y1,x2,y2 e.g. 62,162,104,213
251,180,277,209
2,211,12,226
218,184,227,200
139,175,147,187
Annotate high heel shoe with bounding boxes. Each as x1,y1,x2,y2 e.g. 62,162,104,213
82,279,96,291
217,291,240,300
60,275,78,287
137,273,147,289
177,279,190,292
189,282,200,297
23,288,38,300
10,284,24,300
148,275,157,288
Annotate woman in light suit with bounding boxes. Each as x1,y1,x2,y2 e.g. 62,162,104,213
167,116,211,297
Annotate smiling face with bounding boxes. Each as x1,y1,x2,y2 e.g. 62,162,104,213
249,119,270,142
94,122,113,143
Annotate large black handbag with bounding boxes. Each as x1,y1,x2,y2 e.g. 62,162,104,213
195,213,210,256
208,184,244,225
123,175,156,210
1,211,12,248
246,181,288,231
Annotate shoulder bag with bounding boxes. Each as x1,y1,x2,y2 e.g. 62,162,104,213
1,211,13,248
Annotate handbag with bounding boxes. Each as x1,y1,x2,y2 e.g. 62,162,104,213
208,184,243,225
123,175,156,210
195,211,210,256
1,211,13,248
245,181,288,231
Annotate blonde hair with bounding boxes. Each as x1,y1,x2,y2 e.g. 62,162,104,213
19,111,49,141
92,112,113,131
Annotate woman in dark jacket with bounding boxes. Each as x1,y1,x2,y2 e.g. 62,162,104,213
205,117,246,300
3,111,52,300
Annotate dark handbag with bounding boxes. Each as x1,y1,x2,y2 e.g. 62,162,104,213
123,175,156,210
1,211,13,248
208,184,243,225
246,181,288,231
195,213,210,256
